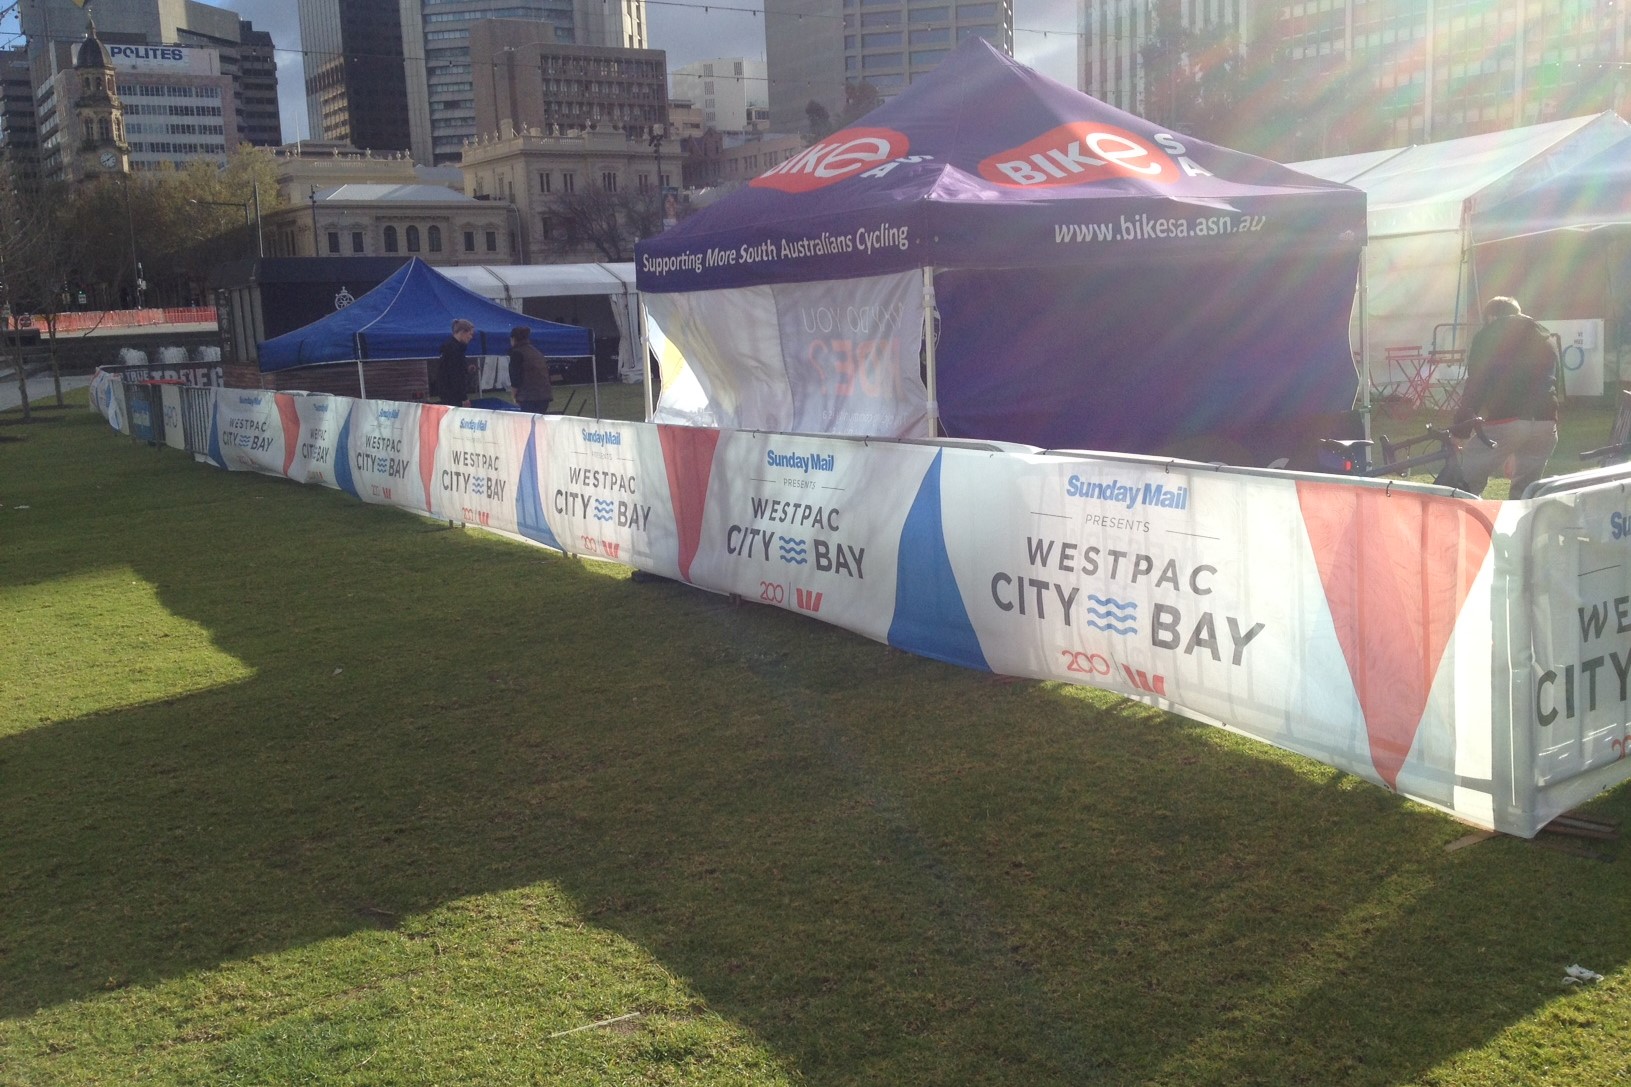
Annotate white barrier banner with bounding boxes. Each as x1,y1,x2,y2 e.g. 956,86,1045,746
685,432,938,642
290,394,348,488
928,452,1508,815
1525,481,1631,824
212,389,294,476
88,375,1631,837
534,418,684,575
421,405,532,532
335,399,427,509
159,385,186,451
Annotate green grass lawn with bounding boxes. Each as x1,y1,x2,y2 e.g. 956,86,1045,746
3,391,1631,1085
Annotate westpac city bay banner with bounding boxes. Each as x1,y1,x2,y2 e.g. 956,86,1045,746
88,377,1631,838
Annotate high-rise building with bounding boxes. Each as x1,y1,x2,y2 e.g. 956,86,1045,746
1,47,40,186
412,0,649,165
298,0,421,158
1078,0,1631,156
468,20,666,144
766,0,1013,133
233,23,283,148
671,58,768,133
22,0,283,150
36,35,238,179
1077,0,1254,121
765,0,844,133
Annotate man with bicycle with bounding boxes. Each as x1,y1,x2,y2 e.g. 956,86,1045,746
1454,296,1559,498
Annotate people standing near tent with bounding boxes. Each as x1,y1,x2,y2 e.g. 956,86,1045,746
1454,296,1560,497
508,325,554,415
431,318,477,406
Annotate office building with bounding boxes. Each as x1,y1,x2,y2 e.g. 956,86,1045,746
413,0,650,164
34,30,238,181
1,47,40,186
24,0,282,149
468,20,666,145
672,58,769,133
765,0,1013,133
298,0,424,159
1078,0,1631,155
765,0,844,132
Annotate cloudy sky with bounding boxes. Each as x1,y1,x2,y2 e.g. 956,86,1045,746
211,0,1081,142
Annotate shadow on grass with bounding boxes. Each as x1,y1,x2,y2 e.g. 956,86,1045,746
4,410,1630,1084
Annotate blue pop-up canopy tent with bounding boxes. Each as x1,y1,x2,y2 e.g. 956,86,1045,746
636,39,1367,461
259,257,593,398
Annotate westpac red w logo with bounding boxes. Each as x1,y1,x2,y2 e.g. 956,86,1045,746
979,123,1179,188
752,128,910,193
794,587,824,613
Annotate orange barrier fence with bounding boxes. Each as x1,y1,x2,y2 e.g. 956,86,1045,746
6,307,217,333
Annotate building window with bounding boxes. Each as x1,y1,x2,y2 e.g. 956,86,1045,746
406,225,421,252
384,225,398,252
326,231,340,254
562,171,575,193
428,225,442,252
464,230,475,251
485,230,497,252
602,171,618,192
539,170,551,192
351,230,364,253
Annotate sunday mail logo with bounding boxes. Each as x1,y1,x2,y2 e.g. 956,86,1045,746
980,123,1181,188
752,128,911,193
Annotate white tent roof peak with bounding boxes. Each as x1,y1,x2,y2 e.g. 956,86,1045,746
1294,112,1629,237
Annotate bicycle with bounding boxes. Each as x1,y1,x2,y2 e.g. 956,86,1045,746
1578,390,1631,467
1318,419,1494,490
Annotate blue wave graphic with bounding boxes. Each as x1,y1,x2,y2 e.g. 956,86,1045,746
778,536,808,564
1086,595,1136,610
1084,621,1138,636
1084,606,1135,621
593,498,615,522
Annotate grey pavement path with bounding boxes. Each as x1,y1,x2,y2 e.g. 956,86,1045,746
0,370,91,413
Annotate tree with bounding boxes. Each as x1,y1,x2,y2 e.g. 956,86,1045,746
542,187,637,262
1137,0,1249,144
835,81,882,129
805,100,833,139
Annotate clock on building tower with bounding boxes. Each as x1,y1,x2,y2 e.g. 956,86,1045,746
73,17,130,182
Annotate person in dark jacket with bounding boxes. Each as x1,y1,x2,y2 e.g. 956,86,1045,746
508,325,554,414
431,318,476,406
1454,296,1559,497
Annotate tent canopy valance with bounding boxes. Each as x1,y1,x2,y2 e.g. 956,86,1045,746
257,257,594,372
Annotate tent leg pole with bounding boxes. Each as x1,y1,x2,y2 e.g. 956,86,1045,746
1358,248,1370,442
357,358,367,400
639,296,654,421
922,267,939,438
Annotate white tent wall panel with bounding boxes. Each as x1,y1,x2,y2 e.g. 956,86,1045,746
1295,112,1631,378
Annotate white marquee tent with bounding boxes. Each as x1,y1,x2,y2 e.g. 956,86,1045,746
1293,111,1628,385
438,263,643,383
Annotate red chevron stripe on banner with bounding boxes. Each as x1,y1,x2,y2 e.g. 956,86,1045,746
1297,482,1500,788
419,404,446,512
657,425,722,584
276,394,301,478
